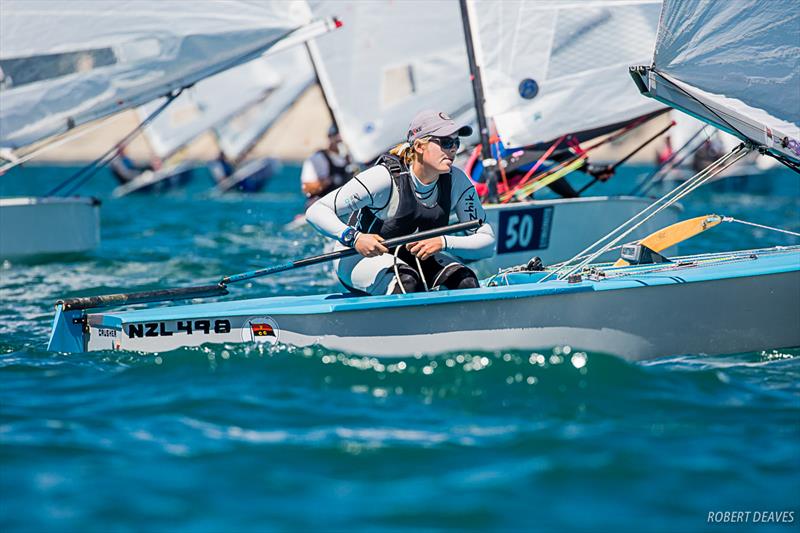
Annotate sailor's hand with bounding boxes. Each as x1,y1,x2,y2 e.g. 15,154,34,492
406,237,444,261
355,233,388,257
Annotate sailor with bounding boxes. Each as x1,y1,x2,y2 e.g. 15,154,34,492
109,146,157,185
301,124,354,208
306,110,496,295
210,150,236,184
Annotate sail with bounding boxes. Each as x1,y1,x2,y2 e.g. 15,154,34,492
138,60,282,160
631,0,800,162
214,46,315,161
0,0,312,150
466,0,664,148
308,1,475,164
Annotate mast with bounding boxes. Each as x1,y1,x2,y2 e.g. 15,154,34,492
305,41,339,133
458,0,498,202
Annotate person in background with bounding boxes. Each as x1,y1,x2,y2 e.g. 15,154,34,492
110,146,159,185
209,150,236,185
301,124,354,208
306,110,495,296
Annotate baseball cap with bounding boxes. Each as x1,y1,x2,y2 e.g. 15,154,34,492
406,110,473,143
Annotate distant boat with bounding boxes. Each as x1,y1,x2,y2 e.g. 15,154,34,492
212,45,318,194
0,0,317,259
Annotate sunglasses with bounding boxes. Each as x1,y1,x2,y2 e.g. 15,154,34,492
429,136,460,150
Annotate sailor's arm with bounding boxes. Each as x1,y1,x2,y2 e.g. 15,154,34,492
443,169,496,260
305,165,392,245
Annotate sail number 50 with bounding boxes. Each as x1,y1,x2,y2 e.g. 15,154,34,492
496,206,553,254
505,214,534,250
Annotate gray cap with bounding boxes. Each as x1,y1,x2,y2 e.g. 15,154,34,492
406,110,473,143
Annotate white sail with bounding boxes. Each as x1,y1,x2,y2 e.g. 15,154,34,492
214,46,315,162
308,1,475,164
138,60,282,160
632,0,800,162
0,0,312,149
466,0,664,148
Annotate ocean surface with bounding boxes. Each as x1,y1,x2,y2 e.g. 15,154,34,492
1,163,799,532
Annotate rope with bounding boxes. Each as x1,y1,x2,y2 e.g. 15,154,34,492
513,158,587,199
540,143,751,283
723,217,800,237
499,134,566,203
47,89,182,196
631,125,713,196
503,115,654,202
391,243,429,294
0,113,128,175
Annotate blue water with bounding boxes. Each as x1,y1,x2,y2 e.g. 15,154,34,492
1,164,799,532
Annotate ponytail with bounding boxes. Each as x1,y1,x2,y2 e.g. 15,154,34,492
389,137,430,166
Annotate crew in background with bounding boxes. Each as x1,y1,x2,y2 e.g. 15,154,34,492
301,124,354,208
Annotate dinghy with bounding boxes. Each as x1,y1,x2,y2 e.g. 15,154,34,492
0,0,318,259
46,235,800,361
0,196,99,260
46,211,800,360
46,0,800,361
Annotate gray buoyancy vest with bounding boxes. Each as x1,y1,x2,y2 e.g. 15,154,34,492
349,154,452,239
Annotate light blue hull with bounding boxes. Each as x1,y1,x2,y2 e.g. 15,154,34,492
48,247,800,360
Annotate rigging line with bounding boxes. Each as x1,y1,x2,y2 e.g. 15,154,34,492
723,217,800,238
578,120,679,196
561,148,749,278
517,158,587,198
630,124,712,196
503,115,654,202
538,145,749,283
52,89,182,197
608,120,676,171
0,113,129,176
499,134,566,203
635,128,713,197
763,150,800,175
552,145,751,281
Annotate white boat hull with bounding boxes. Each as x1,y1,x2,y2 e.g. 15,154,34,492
0,196,100,260
476,196,682,275
50,248,800,361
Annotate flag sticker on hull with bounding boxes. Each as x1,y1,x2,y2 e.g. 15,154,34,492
251,323,274,337
243,317,279,345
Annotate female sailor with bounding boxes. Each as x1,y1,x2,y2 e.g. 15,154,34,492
306,109,496,295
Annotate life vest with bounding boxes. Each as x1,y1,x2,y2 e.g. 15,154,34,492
318,150,351,197
349,153,452,239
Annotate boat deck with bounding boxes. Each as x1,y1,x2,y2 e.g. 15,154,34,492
93,246,800,326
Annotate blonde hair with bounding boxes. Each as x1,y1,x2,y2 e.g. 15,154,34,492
389,137,430,166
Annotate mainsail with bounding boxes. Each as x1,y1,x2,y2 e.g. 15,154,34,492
138,59,282,161
630,0,800,163
465,0,664,148
0,0,312,150
308,1,475,164
214,46,315,162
